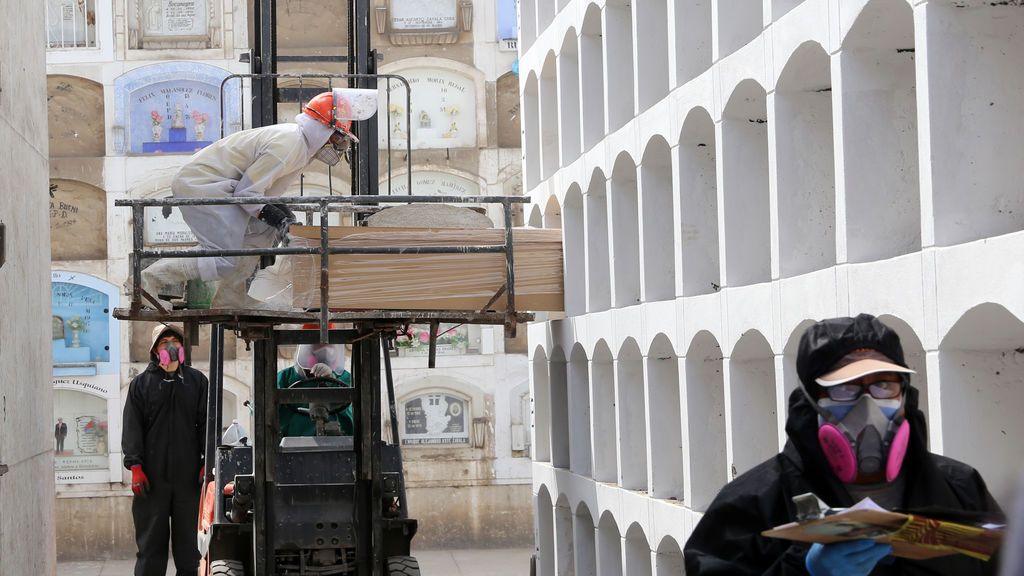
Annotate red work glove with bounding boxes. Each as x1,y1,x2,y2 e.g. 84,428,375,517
130,465,150,496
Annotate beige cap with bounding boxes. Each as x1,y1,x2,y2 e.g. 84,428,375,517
815,348,915,387
150,323,184,353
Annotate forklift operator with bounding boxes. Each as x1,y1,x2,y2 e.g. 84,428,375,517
277,342,354,437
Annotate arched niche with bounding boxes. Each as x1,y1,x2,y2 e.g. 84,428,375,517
496,71,522,148
597,512,623,576
524,73,541,190
685,331,726,511
722,80,771,286
569,344,593,476
532,346,552,462
580,5,605,151
610,153,640,307
48,75,105,157
574,503,597,576
617,339,647,490
563,186,586,316
624,524,652,576
655,536,683,576
555,494,575,576
678,107,720,296
586,170,611,312
729,330,778,476
635,0,669,111
591,340,617,483
540,52,561,178
640,137,675,302
938,304,1024,505
605,0,635,131
549,347,571,469
537,486,556,576
49,179,107,261
647,335,683,500
559,30,582,163
775,42,837,278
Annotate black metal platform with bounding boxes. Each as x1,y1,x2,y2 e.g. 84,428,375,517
112,307,534,327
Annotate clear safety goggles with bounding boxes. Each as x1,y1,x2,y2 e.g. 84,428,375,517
824,380,902,402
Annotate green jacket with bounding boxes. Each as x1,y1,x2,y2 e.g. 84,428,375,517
276,366,354,437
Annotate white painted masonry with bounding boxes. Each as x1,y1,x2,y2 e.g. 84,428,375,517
519,0,1024,572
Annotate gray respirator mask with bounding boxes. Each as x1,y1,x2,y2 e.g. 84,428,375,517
814,394,910,483
315,131,357,166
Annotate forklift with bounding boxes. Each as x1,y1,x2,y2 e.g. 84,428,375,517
114,2,532,574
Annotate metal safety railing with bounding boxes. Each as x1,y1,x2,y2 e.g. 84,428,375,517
118,194,531,343
219,73,415,197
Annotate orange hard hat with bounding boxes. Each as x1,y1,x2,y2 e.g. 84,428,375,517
303,92,353,132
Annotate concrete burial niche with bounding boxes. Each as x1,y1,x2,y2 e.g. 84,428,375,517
537,486,556,576
772,0,806,21
925,3,1024,246
678,107,720,296
574,503,597,576
580,4,604,151
47,75,105,158
624,523,652,576
569,344,593,476
541,52,561,179
521,0,537,50
775,41,837,278
496,72,522,148
782,319,817,400
563,186,586,316
49,179,107,261
559,30,582,164
839,0,921,263
729,330,778,477
585,170,612,312
544,194,562,230
617,338,648,491
875,314,929,438
685,331,727,511
647,334,683,500
635,0,668,111
675,1,712,87
716,0,762,58
276,0,348,50
721,79,770,286
524,72,541,190
555,494,575,576
655,536,684,576
598,512,624,576
531,346,551,462
610,153,641,307
529,204,544,228
549,346,571,469
538,0,555,36
938,304,1024,506
639,137,675,302
604,0,635,131
591,340,617,483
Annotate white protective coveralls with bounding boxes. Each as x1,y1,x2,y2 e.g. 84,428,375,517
140,113,334,308
174,113,333,282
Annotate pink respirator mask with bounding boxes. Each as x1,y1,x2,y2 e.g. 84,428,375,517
158,344,185,367
812,390,910,483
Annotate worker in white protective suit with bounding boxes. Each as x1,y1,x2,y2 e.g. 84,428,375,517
138,90,356,309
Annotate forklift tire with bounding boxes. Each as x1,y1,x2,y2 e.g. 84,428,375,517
210,559,245,575
386,556,421,576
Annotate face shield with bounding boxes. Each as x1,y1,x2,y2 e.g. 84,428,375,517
295,343,346,375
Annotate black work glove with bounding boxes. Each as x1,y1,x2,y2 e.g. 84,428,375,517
258,203,296,230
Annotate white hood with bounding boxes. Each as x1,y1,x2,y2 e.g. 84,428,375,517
295,113,335,161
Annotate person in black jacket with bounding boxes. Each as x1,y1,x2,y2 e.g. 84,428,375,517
123,323,209,576
684,314,1003,575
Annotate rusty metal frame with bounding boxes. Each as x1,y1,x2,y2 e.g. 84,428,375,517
116,194,532,341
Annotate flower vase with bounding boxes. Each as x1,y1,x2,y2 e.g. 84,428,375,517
195,124,206,141
70,329,81,348
152,125,162,142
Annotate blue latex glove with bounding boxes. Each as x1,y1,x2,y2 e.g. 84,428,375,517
805,540,893,576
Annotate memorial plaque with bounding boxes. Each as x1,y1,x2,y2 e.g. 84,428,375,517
402,393,470,445
389,0,457,31
385,171,480,196
142,0,209,37
47,76,106,157
379,67,477,150
50,180,107,261
53,387,111,473
145,205,197,244
115,62,240,155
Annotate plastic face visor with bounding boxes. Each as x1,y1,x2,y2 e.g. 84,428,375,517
296,344,343,372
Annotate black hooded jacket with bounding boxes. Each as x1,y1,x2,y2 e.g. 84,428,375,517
683,385,1002,575
122,362,208,485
